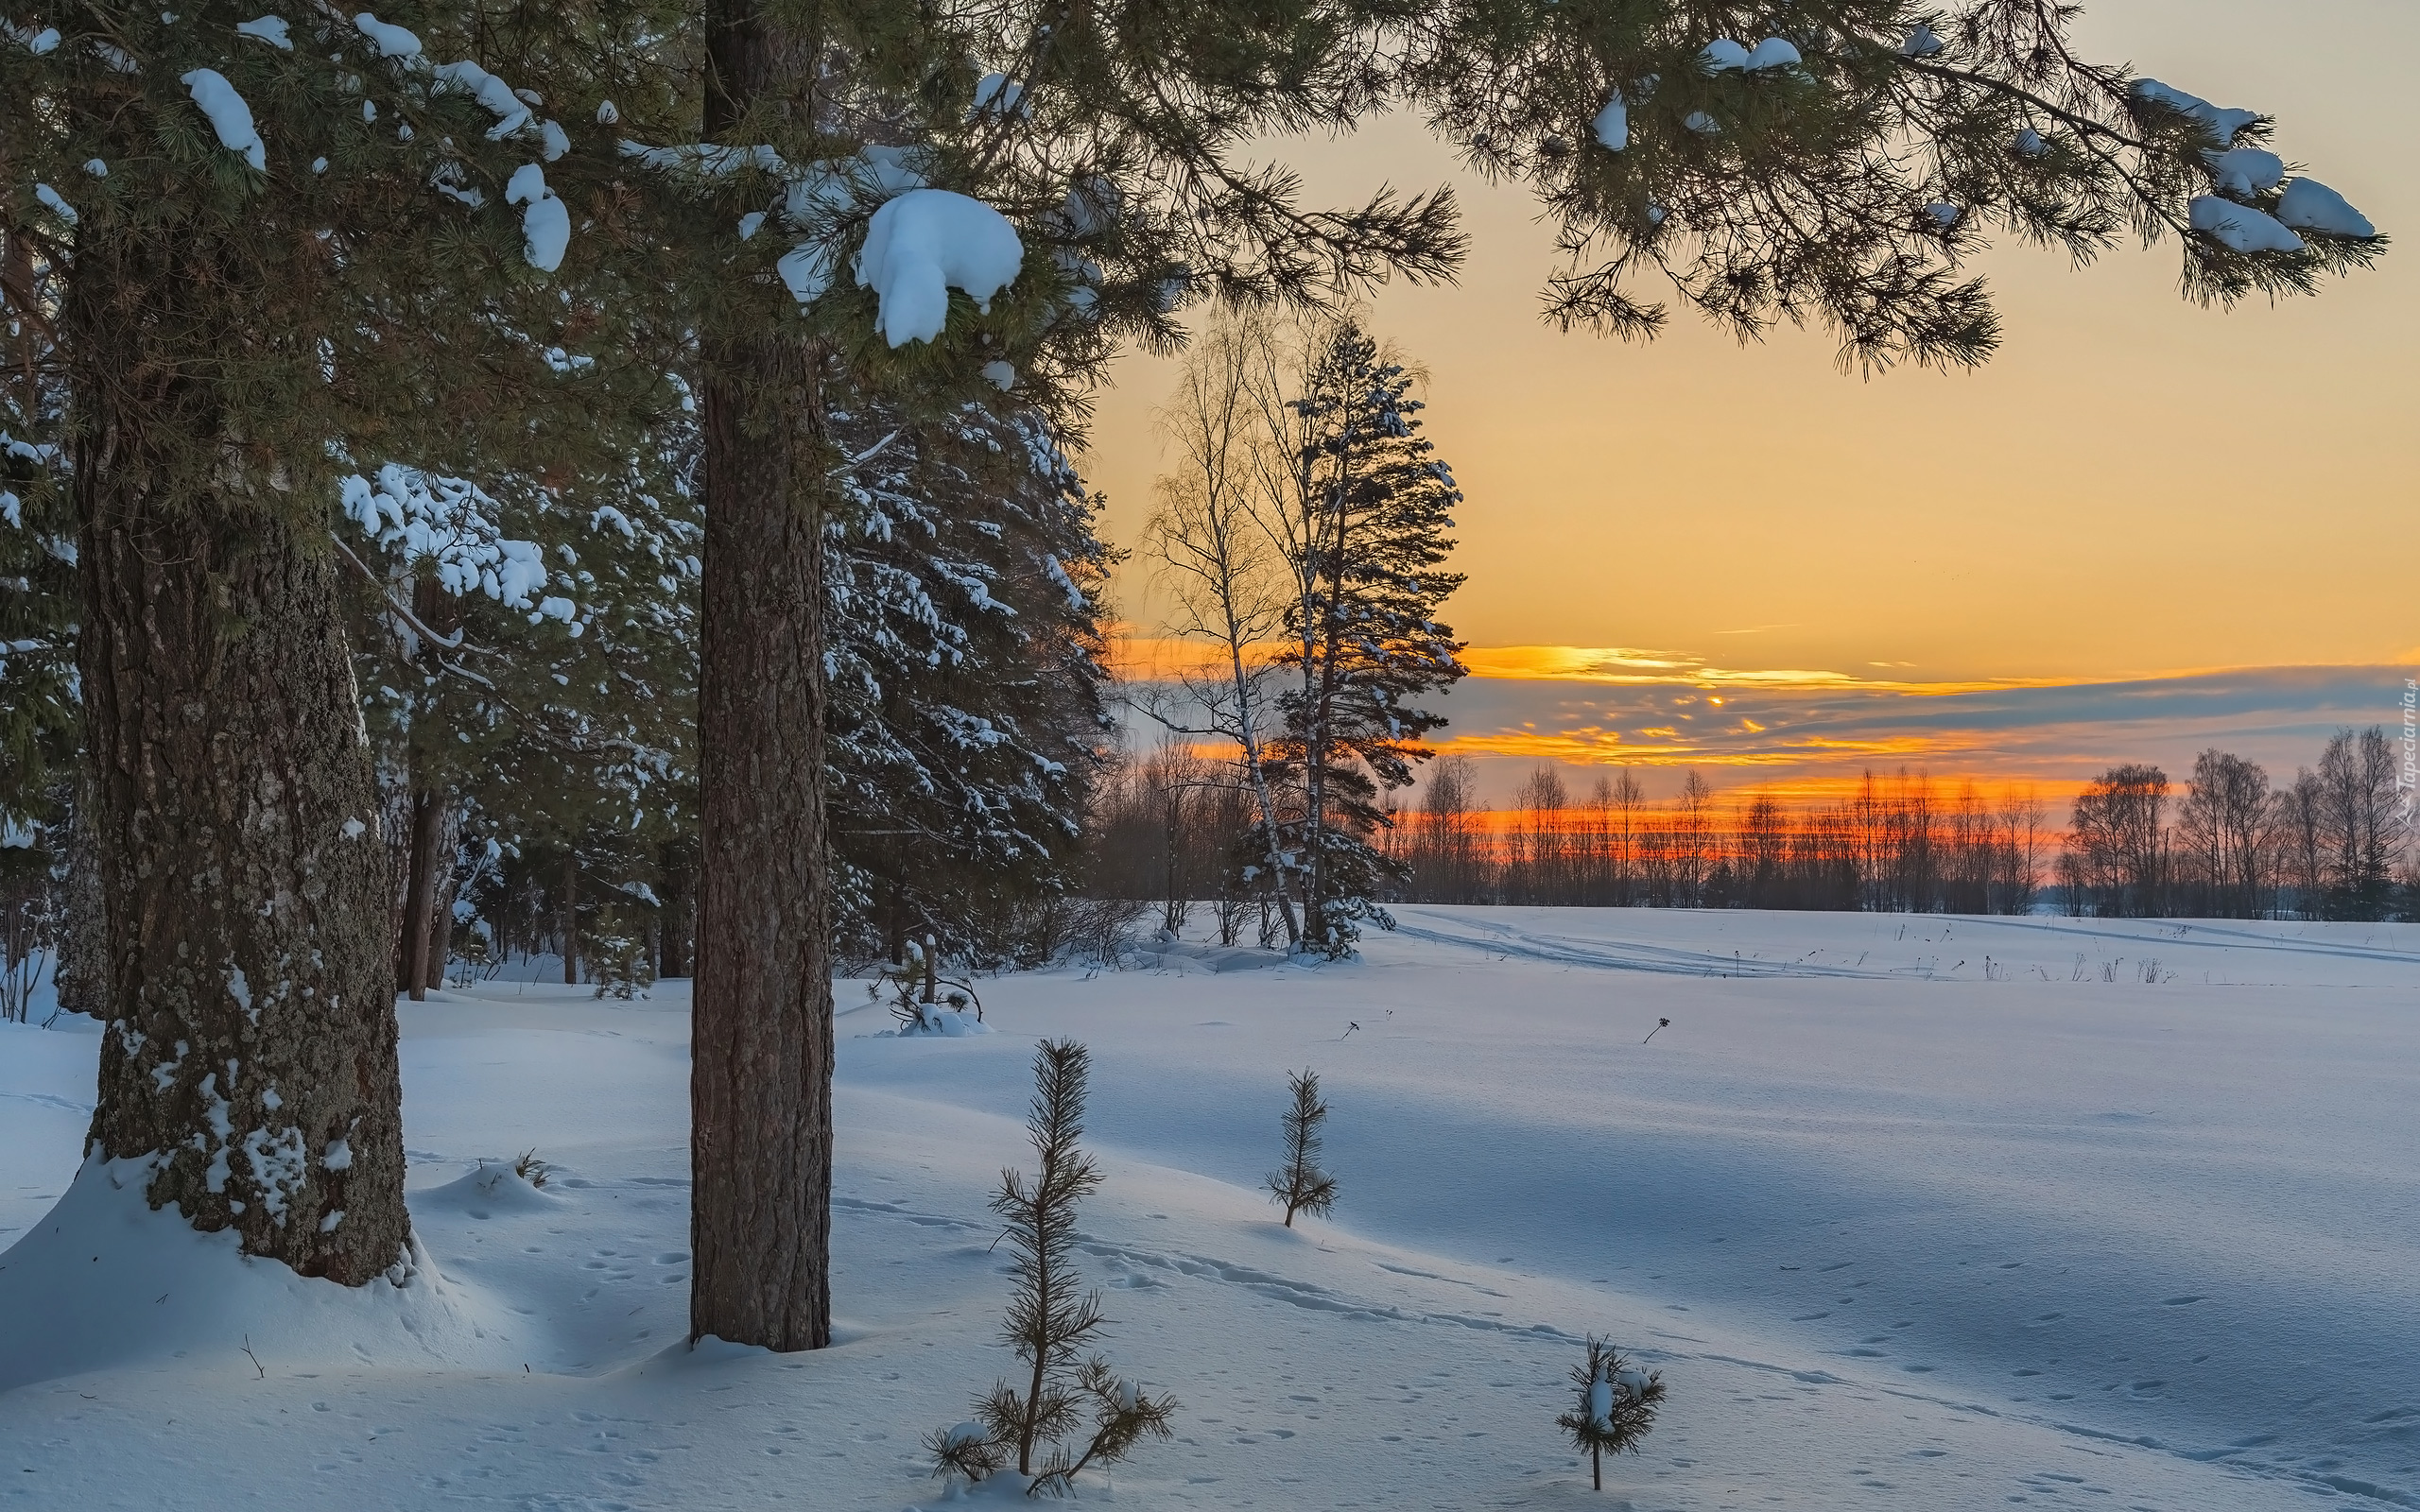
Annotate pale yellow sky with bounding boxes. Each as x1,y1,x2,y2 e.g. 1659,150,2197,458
1080,0,2418,685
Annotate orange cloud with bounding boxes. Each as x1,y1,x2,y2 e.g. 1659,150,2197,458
1458,644,2050,696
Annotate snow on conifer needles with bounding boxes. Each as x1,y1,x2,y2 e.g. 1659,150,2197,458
1557,1336,1667,1493
1453,5,2388,369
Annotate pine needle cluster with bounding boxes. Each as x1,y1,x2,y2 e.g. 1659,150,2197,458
927,1039,1175,1495
1266,1067,1339,1228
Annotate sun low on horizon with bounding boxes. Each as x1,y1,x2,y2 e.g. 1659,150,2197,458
1081,0,2419,806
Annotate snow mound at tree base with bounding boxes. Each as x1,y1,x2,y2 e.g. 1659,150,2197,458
414,1160,567,1217
0,1155,532,1391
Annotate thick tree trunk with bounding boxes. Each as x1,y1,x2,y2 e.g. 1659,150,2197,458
690,331,834,1349
69,222,406,1280
690,0,834,1354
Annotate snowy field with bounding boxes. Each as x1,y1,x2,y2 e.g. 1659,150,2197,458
3,906,2418,1510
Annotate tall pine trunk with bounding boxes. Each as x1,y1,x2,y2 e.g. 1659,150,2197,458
689,2,835,1352
561,851,580,986
398,786,445,1002
69,221,406,1281
1303,469,1355,951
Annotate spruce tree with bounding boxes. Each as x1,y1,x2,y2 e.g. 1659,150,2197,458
1556,1336,1666,1492
1265,320,1469,955
1267,1067,1340,1227
341,431,702,997
824,397,1112,971
669,0,1462,1352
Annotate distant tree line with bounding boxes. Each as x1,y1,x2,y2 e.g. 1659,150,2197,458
2061,728,2410,920
1392,759,2051,914
1083,727,2416,926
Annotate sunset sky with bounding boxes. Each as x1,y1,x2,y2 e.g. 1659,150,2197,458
1080,0,2418,806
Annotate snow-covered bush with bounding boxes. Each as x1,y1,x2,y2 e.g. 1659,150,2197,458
588,931,654,1000
1556,1336,1666,1492
866,954,991,1036
925,1040,1176,1493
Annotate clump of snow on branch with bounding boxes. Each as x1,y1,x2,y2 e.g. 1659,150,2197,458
1592,92,1628,152
1699,39,1749,73
2204,147,2283,197
354,11,422,60
505,164,569,272
1743,38,1801,72
774,146,928,303
620,141,954,311
182,69,266,171
972,72,1027,120
855,190,1024,347
2188,196,2305,254
2133,79,2259,146
3,20,60,54
234,15,291,49
2276,179,2375,237
340,466,559,613
433,60,532,139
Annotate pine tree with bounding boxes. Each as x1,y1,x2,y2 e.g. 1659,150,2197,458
672,0,1461,1353
1264,319,1469,956
610,0,2386,1351
928,1039,1176,1493
3,1,692,1280
1556,1336,1666,1492
1266,1067,1339,1227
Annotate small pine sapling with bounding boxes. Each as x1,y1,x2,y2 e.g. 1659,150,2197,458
926,1039,1176,1494
1265,1068,1338,1228
1556,1336,1665,1492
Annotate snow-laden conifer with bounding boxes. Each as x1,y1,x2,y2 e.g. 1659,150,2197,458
823,399,1111,971
927,1039,1176,1494
1556,1336,1666,1492
1266,1067,1339,1227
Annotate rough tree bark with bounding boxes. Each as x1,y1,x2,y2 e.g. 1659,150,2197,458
689,1,835,1351
69,225,406,1281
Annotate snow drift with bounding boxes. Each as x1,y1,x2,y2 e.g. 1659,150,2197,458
0,1155,530,1391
